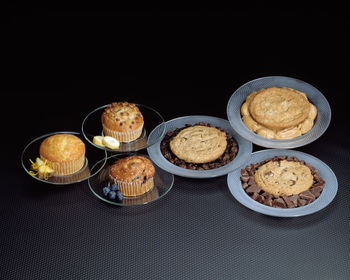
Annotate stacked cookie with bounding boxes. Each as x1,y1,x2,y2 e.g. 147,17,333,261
241,87,317,140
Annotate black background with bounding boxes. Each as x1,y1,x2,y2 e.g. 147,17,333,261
1,6,350,280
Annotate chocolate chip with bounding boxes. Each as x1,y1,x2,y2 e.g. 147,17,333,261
289,180,296,186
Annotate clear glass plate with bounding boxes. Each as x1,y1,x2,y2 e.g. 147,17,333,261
81,104,166,152
227,149,338,217
227,76,331,148
21,131,107,185
88,153,174,206
147,115,253,178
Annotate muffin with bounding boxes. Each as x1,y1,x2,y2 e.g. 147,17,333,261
109,155,155,197
101,102,144,143
39,134,86,176
241,87,317,140
240,156,325,208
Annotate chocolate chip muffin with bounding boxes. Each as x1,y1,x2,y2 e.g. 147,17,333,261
102,102,144,143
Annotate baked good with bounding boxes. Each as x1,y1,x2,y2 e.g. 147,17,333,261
101,102,144,143
39,134,86,176
161,123,238,170
241,87,317,140
240,156,325,208
169,125,227,164
254,160,313,196
109,155,155,197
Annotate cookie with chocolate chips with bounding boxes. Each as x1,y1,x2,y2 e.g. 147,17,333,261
161,122,238,170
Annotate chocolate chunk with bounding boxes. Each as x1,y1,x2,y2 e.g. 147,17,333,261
245,184,261,194
256,195,265,204
261,192,273,200
202,164,209,170
264,197,273,206
282,196,295,208
250,192,259,200
289,195,299,207
313,182,325,189
297,198,308,207
299,190,315,202
310,186,323,198
272,198,287,208
247,177,256,186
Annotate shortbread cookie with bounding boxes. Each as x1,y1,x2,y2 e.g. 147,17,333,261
249,87,310,130
254,160,313,196
169,125,227,164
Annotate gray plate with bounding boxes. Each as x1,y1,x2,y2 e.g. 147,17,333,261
147,115,252,178
227,149,338,217
227,76,331,148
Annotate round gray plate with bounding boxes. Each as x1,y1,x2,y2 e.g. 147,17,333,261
227,149,338,217
147,115,252,178
227,76,331,148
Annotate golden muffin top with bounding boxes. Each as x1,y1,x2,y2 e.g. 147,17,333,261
39,134,85,162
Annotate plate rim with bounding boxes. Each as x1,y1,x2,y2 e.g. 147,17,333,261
226,75,332,148
21,131,108,185
147,114,253,178
227,149,338,217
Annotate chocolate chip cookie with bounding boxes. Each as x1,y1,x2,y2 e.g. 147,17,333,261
240,156,325,208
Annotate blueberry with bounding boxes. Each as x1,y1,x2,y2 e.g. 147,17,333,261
111,183,119,191
108,190,117,200
102,186,111,196
116,190,123,201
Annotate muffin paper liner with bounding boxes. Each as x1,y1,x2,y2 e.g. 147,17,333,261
102,123,144,143
110,175,154,197
40,155,85,176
